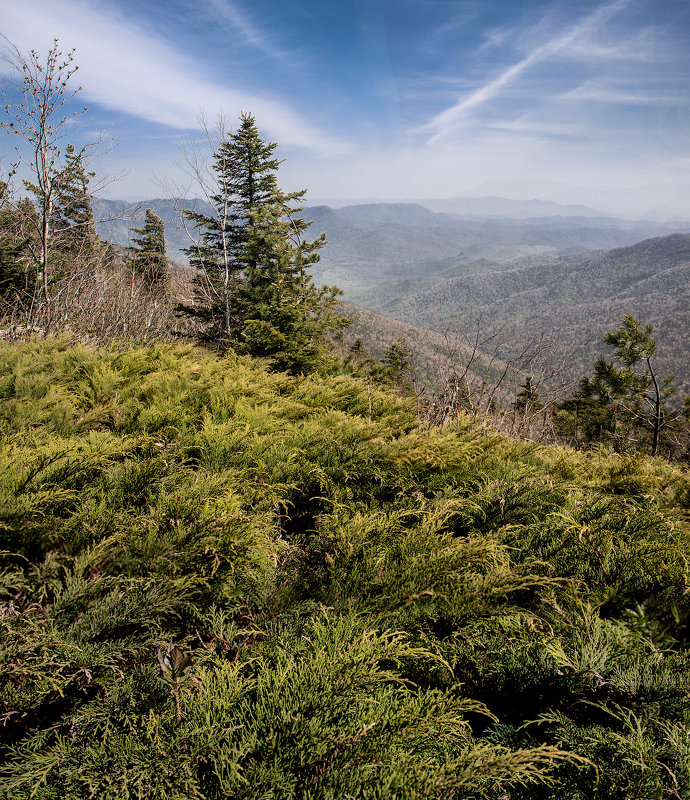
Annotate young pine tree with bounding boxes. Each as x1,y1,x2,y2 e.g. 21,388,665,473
560,313,677,456
383,337,413,379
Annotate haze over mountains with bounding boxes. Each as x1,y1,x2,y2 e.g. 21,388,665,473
95,197,690,393
95,196,689,271
302,202,689,294
364,233,690,393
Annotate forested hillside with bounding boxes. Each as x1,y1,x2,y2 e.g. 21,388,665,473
364,233,690,393
1,339,690,799
94,199,688,284
302,204,689,293
338,302,514,390
92,198,690,399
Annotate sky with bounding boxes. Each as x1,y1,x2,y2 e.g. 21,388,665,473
1,0,690,218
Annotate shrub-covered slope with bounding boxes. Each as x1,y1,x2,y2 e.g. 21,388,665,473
370,233,690,392
1,339,689,799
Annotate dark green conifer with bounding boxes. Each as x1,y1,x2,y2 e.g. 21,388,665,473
0,183,37,298
558,313,678,455
128,208,169,291
383,337,413,378
182,114,288,344
50,143,99,264
514,375,543,410
182,113,344,371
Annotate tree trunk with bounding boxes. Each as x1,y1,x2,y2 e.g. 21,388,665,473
647,357,661,457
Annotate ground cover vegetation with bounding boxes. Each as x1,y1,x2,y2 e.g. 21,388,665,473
0,338,689,798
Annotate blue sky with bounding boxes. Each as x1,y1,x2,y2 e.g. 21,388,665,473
1,0,690,217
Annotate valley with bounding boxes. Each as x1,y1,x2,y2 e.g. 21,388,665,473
95,197,690,394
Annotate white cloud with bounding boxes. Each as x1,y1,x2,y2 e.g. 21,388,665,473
0,0,347,156
420,0,635,143
203,0,288,61
475,26,513,55
485,118,588,137
562,80,680,105
563,27,656,63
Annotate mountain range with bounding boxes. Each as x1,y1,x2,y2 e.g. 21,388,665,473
352,233,690,395
94,197,690,395
301,203,690,295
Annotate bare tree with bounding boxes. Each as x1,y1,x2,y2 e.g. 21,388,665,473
1,38,88,317
1,38,126,337
430,314,571,436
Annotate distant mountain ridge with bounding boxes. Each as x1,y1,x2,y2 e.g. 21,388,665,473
94,197,214,262
419,195,605,218
92,199,690,392
364,232,690,393
302,202,690,294
94,198,689,279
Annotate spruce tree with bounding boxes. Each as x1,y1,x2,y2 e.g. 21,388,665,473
182,113,344,371
50,143,99,265
240,199,343,373
0,183,37,299
128,208,169,291
514,375,543,410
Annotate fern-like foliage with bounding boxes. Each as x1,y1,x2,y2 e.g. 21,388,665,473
0,338,688,798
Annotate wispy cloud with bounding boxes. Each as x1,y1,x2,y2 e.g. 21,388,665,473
475,26,513,55
421,0,634,143
486,118,588,137
564,26,656,63
417,4,483,57
0,0,346,156
203,0,288,61
562,80,680,105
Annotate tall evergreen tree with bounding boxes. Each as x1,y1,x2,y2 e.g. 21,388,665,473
182,113,344,371
0,183,37,299
240,198,343,372
182,115,276,343
128,208,169,291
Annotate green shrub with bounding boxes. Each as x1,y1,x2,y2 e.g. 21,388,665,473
1,338,688,799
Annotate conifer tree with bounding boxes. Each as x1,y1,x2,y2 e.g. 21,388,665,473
50,143,99,265
560,313,677,455
0,182,37,299
514,375,543,410
383,337,413,378
128,208,169,291
599,313,676,456
182,113,344,371
182,114,291,344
